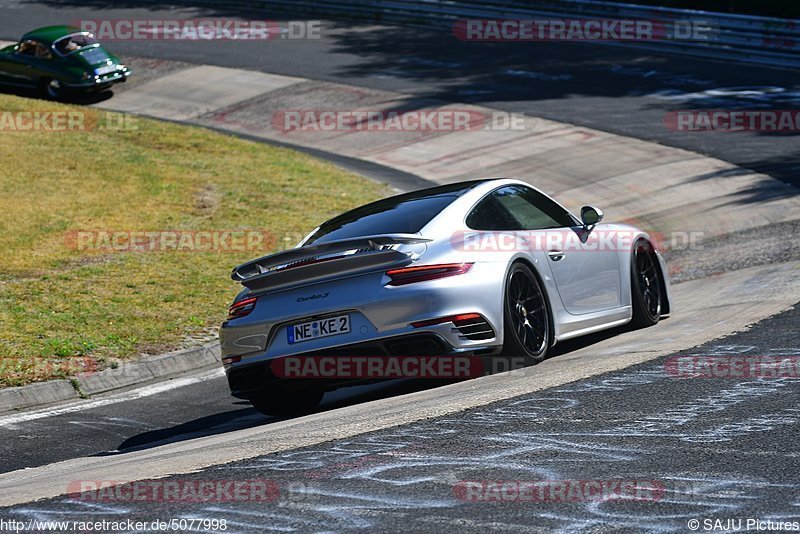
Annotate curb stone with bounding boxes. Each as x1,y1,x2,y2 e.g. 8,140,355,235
0,342,221,414
0,380,79,413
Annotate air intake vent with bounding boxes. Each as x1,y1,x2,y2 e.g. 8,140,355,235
453,315,495,341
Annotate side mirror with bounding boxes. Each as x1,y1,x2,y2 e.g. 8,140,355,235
580,206,603,228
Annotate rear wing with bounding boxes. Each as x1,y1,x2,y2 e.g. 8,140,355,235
231,234,430,292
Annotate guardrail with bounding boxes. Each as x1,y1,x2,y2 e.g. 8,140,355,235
196,0,800,69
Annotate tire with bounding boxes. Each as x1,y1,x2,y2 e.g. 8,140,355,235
249,384,324,416
630,240,662,328
499,262,550,365
40,78,65,100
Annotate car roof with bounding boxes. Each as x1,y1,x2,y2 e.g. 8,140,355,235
417,177,582,237
379,179,492,203
21,26,83,45
306,179,490,239
325,179,492,222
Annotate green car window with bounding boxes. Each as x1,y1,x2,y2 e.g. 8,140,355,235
35,43,51,59
17,41,37,56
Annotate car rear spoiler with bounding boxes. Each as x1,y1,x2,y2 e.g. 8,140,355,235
231,234,430,292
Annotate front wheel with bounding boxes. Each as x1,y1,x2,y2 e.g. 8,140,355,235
40,78,66,100
500,263,550,365
249,384,324,416
630,240,662,328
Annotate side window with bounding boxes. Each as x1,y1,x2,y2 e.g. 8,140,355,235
35,43,52,59
466,192,521,231
17,41,37,56
467,186,575,231
500,186,575,229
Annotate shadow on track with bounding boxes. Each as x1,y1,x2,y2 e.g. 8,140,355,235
111,321,643,455
112,377,449,453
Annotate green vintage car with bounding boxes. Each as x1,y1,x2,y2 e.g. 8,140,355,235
0,26,131,99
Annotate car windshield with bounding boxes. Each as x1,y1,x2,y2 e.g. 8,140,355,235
304,181,485,245
77,46,110,65
53,33,99,56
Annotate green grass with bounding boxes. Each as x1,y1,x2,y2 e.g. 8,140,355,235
0,95,388,387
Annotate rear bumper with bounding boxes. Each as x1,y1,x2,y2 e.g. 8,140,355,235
225,332,469,398
65,70,131,90
221,262,504,356
220,262,508,398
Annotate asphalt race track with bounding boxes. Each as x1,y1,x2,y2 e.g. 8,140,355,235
0,373,452,474
1,1,799,532
1,0,799,186
2,306,799,531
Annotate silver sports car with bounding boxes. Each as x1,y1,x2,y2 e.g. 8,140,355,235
220,178,671,415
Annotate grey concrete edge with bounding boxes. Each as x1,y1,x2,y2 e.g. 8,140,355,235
0,342,222,414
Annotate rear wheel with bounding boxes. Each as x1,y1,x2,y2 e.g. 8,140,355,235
500,263,550,365
630,240,662,328
249,384,324,416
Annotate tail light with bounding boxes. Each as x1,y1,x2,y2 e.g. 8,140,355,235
227,296,257,320
411,313,481,328
386,263,473,286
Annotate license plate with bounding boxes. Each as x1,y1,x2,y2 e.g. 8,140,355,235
95,65,117,75
287,314,350,345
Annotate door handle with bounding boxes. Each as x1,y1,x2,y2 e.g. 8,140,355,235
547,250,564,261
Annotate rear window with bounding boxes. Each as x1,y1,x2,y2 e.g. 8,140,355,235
305,195,458,245
78,47,111,64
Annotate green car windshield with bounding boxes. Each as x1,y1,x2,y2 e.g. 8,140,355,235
53,33,100,56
